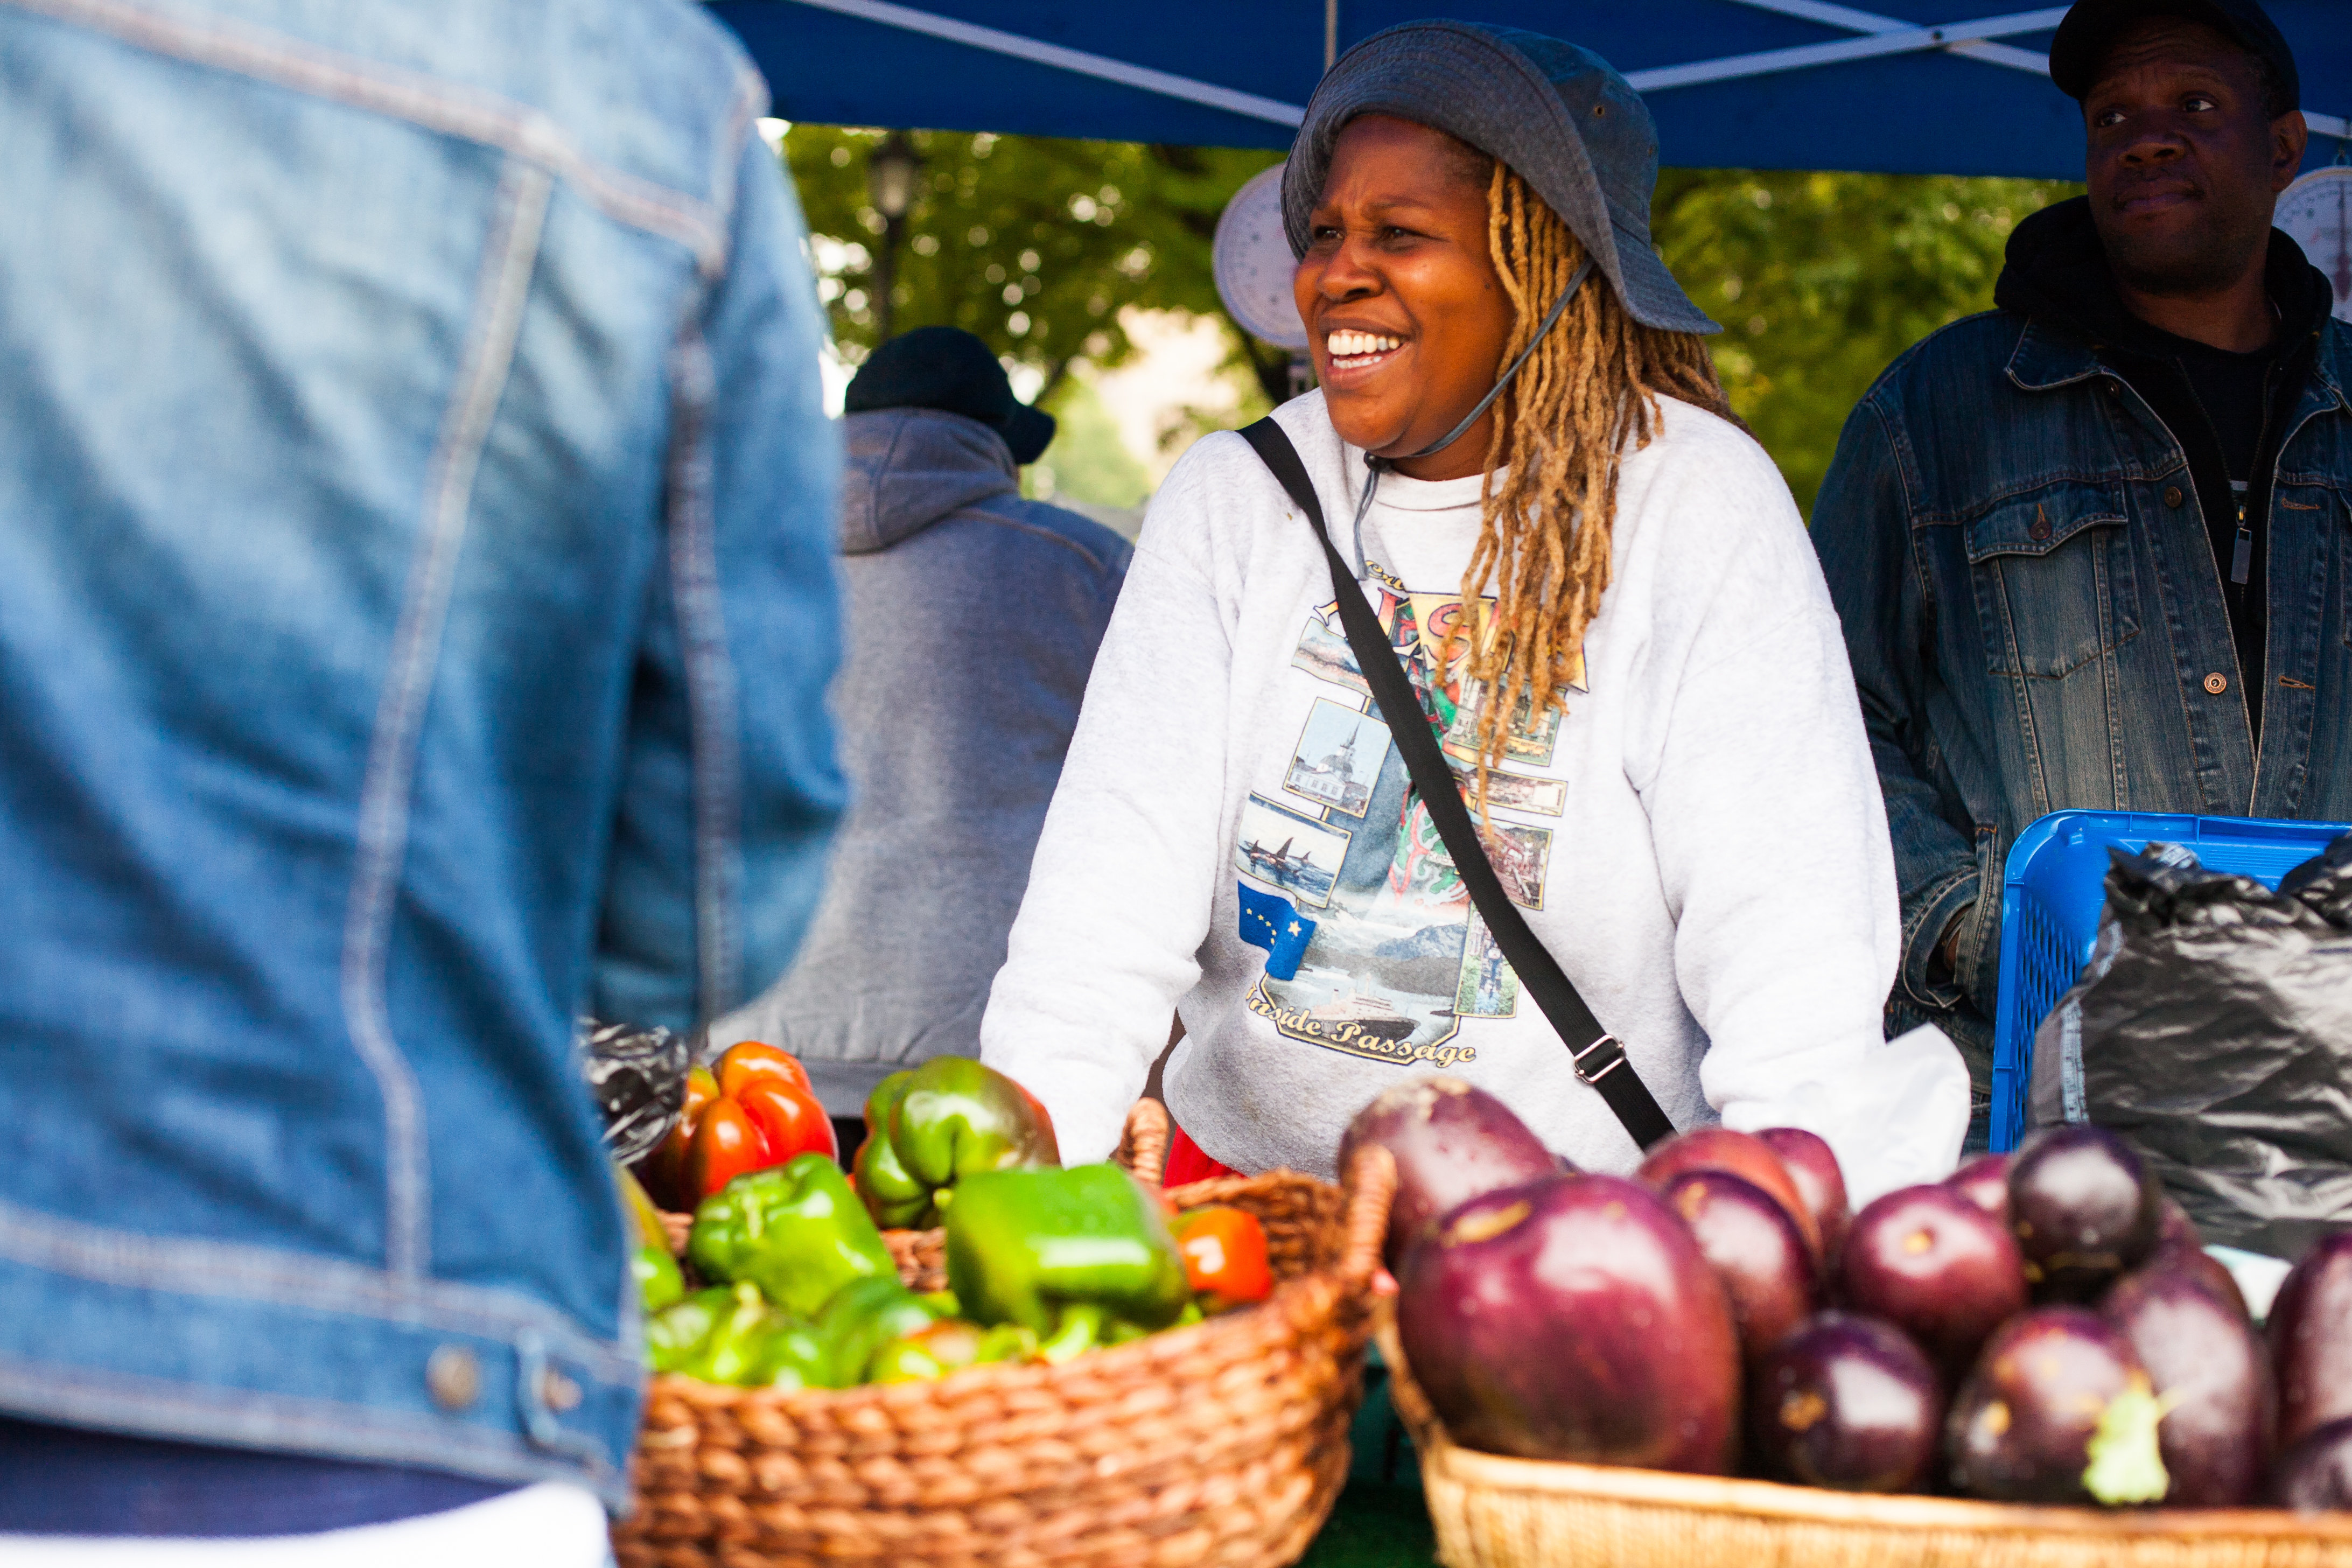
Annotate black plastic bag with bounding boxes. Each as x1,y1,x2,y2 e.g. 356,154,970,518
579,1018,692,1166
2028,834,2352,1258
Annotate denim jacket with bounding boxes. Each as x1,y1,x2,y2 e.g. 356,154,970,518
1812,209,2352,1103
0,0,841,1507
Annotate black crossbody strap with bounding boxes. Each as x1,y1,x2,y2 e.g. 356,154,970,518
1238,417,1676,1151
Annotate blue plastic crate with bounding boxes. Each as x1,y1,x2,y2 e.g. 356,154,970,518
1989,810,2349,1153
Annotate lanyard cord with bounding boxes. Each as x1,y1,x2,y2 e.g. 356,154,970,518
1346,256,1598,556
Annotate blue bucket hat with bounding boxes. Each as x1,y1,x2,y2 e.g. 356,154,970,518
1282,20,1718,337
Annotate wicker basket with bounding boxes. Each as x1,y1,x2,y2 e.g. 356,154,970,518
614,1102,1393,1568
1378,1317,2352,1568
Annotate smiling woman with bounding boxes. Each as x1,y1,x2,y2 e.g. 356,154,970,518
1295,116,1516,475
976,22,1970,1203
1293,110,1738,780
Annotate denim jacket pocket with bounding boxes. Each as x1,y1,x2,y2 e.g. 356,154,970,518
1964,482,2140,678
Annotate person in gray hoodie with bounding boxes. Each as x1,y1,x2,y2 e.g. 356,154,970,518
712,327,1131,1136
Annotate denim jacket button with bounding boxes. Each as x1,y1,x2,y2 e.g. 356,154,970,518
540,1367,583,1412
426,1345,481,1411
2164,485,2185,508
2204,672,2230,696
2029,516,2052,541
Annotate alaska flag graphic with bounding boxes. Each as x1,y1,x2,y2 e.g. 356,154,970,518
1237,880,1317,980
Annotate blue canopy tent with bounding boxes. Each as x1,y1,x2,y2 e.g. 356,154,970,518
710,0,2352,178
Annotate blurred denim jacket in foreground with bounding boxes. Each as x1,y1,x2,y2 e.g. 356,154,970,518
1811,306,2352,1110
0,0,842,1507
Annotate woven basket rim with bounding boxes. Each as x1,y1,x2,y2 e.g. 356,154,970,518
1376,1318,2352,1543
645,1252,1341,1416
643,1116,1396,1422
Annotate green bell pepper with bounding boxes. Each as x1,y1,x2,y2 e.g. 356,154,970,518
646,1286,731,1375
645,1283,827,1388
944,1163,1192,1336
811,1275,947,1387
620,1165,686,1313
867,1317,1048,1382
632,1243,687,1314
852,1058,1060,1229
867,1319,982,1384
687,1152,896,1319
748,1319,830,1391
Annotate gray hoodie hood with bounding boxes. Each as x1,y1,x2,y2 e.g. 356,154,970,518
839,407,1021,555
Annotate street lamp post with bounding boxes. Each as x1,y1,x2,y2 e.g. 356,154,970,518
866,131,921,344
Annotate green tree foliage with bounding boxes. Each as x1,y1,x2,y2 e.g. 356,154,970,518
1651,169,2078,513
782,127,2076,515
783,125,1279,399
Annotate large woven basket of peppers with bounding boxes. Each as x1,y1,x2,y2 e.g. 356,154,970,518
613,1052,1395,1568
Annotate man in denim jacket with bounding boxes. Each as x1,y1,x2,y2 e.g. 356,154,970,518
0,0,841,1550
1813,0,2352,1131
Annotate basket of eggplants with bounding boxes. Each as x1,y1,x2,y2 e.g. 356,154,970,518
1341,1076,2352,1568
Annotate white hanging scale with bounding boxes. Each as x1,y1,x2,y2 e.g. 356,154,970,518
2277,165,2352,325
1213,163,1313,395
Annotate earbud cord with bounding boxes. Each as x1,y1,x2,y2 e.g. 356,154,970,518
1346,255,1598,560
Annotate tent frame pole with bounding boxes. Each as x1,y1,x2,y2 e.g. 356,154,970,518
766,0,2348,150
1698,0,2348,137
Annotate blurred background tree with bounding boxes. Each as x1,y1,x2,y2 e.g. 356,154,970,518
1651,169,2077,511
785,125,1280,394
781,125,2076,517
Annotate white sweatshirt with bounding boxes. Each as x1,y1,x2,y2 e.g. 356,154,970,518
980,390,1965,1200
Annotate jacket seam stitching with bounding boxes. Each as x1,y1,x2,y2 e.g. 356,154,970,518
707,60,766,246
4,0,730,274
0,1196,632,1376
0,1359,621,1492
666,324,745,1018
1859,394,1945,640
341,160,552,1280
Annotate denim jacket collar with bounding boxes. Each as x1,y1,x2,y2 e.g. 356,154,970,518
2004,312,2351,414
2004,318,2110,393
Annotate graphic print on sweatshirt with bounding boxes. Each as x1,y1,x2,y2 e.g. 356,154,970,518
1237,567,1578,1069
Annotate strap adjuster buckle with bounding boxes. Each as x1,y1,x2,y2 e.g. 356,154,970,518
1570,1033,1628,1086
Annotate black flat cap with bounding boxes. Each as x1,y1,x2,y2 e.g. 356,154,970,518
2048,0,2298,109
844,326,1056,465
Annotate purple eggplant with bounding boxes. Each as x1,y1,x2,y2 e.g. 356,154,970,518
2140,1198,2250,1315
1397,1172,1741,1473
1339,1075,1563,1271
2157,1197,2204,1255
1747,1312,1942,1493
2101,1264,2274,1506
1948,1307,2166,1506
2150,1238,2251,1323
2271,1417,2352,1513
1759,1127,1851,1267
1839,1185,2028,1379
1638,1127,1821,1261
2271,1230,2352,1450
1944,1153,2012,1224
1662,1170,1819,1364
2005,1126,2161,1303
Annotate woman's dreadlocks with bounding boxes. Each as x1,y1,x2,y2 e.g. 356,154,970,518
1448,162,1737,798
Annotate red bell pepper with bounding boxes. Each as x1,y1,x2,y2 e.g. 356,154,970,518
647,1067,719,1207
736,1077,836,1166
684,1096,768,1201
647,1044,836,1206
1170,1205,1273,1313
716,1039,815,1100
